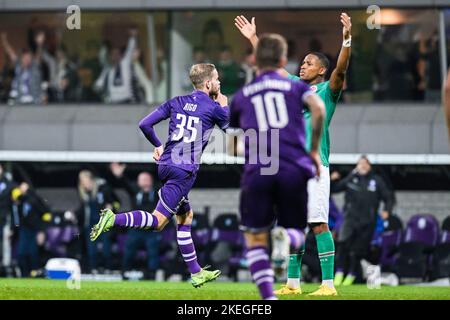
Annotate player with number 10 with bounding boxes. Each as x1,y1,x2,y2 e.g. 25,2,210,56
229,33,325,300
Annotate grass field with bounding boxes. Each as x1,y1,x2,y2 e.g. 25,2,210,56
0,279,449,300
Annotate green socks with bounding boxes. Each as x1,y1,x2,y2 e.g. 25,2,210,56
287,244,305,279
285,231,335,284
316,231,335,280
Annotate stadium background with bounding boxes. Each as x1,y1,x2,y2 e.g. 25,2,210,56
0,0,449,297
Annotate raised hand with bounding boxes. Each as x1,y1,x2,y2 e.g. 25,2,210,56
234,15,256,40
340,12,352,40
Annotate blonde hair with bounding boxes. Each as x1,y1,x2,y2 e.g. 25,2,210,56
78,170,98,202
189,63,216,89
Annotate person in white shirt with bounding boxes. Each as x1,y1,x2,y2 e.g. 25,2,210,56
95,29,137,104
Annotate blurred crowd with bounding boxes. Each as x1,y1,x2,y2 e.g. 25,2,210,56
0,27,165,105
0,20,443,105
0,162,163,279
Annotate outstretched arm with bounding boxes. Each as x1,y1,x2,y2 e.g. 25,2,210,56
234,15,258,49
1,32,18,63
329,13,352,93
234,15,290,78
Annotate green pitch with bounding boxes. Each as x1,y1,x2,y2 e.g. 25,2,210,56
0,279,449,300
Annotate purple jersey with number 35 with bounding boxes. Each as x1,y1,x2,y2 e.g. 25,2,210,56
139,90,229,173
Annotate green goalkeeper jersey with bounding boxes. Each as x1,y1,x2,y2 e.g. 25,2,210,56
288,74,341,167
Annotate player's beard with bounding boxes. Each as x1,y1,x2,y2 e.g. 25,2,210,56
209,85,220,100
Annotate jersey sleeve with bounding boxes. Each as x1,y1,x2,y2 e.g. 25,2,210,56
213,103,230,131
138,100,172,147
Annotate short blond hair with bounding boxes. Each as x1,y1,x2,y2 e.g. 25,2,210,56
189,63,216,89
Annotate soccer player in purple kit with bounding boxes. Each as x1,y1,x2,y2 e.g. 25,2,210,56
90,63,229,288
229,34,325,300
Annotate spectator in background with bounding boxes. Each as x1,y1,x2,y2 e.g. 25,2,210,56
331,156,394,286
154,47,168,102
240,48,256,85
110,163,160,280
418,30,441,103
216,46,245,97
77,170,119,273
12,182,52,277
78,40,103,102
94,29,138,103
1,32,44,105
202,19,225,63
131,47,154,104
32,29,80,103
44,45,79,103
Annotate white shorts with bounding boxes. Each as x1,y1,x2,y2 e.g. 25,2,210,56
307,165,330,224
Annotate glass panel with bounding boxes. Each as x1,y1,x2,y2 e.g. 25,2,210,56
0,11,168,105
171,9,440,103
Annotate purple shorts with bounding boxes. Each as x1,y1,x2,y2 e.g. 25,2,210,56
156,165,197,218
239,166,312,233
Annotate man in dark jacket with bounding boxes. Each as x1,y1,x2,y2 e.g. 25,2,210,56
13,182,52,277
331,156,394,286
110,163,160,279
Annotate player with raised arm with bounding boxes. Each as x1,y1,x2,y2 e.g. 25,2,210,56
90,63,229,288
235,12,352,296
230,33,325,300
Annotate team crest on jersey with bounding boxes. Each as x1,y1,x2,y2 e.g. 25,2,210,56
368,179,377,192
310,85,318,92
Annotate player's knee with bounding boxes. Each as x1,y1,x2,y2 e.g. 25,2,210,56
176,210,194,225
153,211,170,231
244,232,269,248
310,222,329,234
